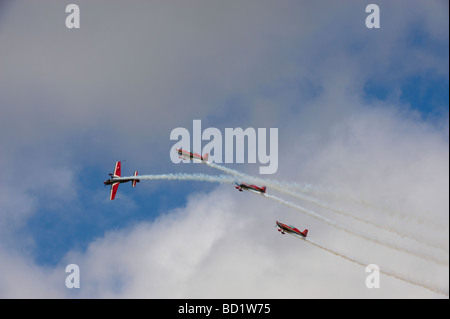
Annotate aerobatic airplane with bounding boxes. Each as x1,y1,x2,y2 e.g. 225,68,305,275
104,161,139,200
235,182,267,194
176,148,209,162
276,220,308,238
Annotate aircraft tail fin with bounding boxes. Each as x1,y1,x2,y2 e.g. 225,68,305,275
261,186,267,193
302,229,308,237
203,153,209,162
132,171,140,187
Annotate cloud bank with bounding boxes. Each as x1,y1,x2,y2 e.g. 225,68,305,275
0,0,448,298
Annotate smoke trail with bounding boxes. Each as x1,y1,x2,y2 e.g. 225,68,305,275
205,162,249,179
206,162,443,228
297,186,447,233
205,162,448,252
303,237,449,297
273,180,445,233
119,173,235,184
265,192,448,267
269,179,445,230
121,170,447,266
120,170,448,295
269,187,448,253
122,171,448,266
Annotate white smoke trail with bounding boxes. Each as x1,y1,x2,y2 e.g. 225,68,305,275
205,162,448,253
269,179,445,229
272,181,445,233
119,173,235,184
270,187,448,253
121,170,448,295
265,192,448,266
121,171,448,266
297,186,447,233
303,237,449,297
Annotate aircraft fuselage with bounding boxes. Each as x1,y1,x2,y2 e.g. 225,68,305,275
104,177,135,185
276,221,308,237
235,183,266,193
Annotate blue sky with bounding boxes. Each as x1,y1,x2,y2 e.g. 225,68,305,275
0,1,448,298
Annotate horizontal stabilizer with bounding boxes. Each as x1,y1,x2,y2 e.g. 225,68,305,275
132,171,140,187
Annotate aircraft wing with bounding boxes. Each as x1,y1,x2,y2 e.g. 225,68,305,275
110,182,120,200
113,161,121,177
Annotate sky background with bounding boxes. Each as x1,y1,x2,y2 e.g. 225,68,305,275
0,0,448,298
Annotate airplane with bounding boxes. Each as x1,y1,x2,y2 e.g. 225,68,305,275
104,161,139,200
276,220,308,238
235,182,266,194
176,147,209,162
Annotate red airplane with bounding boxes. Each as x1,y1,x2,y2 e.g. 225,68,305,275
276,220,308,238
176,148,209,162
235,182,266,194
104,161,139,200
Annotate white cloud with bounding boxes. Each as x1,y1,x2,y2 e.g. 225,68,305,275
61,184,447,298
0,0,447,298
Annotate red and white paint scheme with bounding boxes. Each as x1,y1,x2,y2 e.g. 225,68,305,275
104,161,140,200
276,220,308,238
235,182,267,194
176,147,209,162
